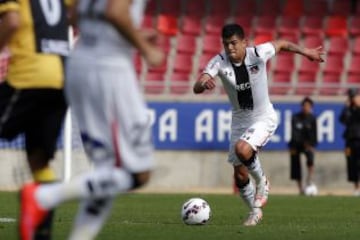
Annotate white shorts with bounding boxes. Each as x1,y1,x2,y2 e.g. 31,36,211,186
65,56,153,173
228,113,278,166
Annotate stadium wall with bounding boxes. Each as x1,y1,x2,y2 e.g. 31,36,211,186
0,100,352,194
0,150,350,195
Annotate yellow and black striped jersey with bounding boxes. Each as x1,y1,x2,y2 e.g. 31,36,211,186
0,0,72,89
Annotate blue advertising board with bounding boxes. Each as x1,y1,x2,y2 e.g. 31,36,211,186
0,102,346,151
148,102,345,151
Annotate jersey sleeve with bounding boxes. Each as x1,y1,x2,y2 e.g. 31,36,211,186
254,42,276,62
203,54,223,78
0,0,19,14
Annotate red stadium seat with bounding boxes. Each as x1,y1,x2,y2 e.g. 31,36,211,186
158,0,181,16
272,54,294,94
298,58,320,78
325,16,348,38
181,15,202,36
197,53,214,73
270,72,292,95
302,36,323,48
253,34,273,45
169,72,191,94
280,34,299,43
234,0,257,16
176,35,197,54
184,0,205,16
322,56,343,76
327,37,348,57
233,16,253,37
173,53,193,74
331,0,351,16
304,0,329,17
254,16,276,37
277,16,301,39
302,16,324,38
157,14,178,36
282,0,304,17
349,16,360,37
141,15,154,28
319,73,342,95
144,0,157,15
156,35,171,54
273,54,294,76
347,56,360,76
296,59,320,95
144,72,165,94
352,37,360,56
208,0,231,18
257,0,281,16
204,16,225,36
202,35,222,54
347,74,360,84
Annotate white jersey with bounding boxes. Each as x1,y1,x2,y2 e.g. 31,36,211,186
74,0,146,61
204,42,277,127
66,0,153,172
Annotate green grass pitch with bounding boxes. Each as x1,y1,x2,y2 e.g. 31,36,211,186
0,192,359,240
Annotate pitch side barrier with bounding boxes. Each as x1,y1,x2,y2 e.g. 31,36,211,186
148,102,345,151
0,102,346,151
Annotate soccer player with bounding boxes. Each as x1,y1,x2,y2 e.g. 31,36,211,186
0,0,72,238
288,97,318,195
18,0,164,239
339,88,360,196
193,24,324,226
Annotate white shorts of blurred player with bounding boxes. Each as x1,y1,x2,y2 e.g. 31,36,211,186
65,57,154,173
228,113,278,166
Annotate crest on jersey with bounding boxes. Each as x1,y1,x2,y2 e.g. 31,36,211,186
249,65,259,74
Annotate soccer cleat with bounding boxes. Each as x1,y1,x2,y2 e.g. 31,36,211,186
254,176,270,208
20,183,48,240
243,208,263,226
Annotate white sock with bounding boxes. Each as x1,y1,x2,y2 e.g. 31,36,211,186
36,167,133,210
68,198,114,240
239,180,255,209
247,154,265,184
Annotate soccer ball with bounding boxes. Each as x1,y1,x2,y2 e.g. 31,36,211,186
304,184,318,196
181,198,211,225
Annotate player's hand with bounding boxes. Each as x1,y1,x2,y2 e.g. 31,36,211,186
141,28,159,45
143,47,165,67
201,78,216,90
304,46,325,62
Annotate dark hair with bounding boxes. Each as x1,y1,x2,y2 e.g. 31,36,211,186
347,88,358,98
221,23,245,39
301,97,314,106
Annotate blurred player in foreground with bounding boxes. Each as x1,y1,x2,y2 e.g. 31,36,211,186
0,0,72,238
193,23,324,226
288,97,318,195
18,0,164,239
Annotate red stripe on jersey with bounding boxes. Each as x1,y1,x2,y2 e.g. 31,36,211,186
111,121,122,168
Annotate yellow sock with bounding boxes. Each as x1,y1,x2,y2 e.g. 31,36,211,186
33,167,56,183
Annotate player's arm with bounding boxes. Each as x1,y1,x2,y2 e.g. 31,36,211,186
193,73,216,94
0,10,20,51
104,0,163,67
271,40,325,62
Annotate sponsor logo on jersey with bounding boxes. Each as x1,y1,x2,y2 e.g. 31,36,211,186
235,82,251,91
249,65,259,74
